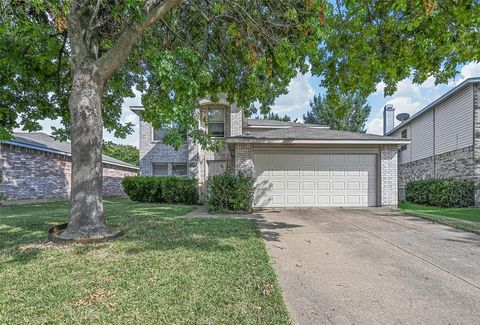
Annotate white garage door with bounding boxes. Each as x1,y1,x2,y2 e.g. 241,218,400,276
254,153,377,207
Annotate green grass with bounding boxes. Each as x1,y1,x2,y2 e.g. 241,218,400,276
0,198,289,324
399,201,480,234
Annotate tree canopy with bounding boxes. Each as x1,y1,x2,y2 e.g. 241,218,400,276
0,0,323,148
257,112,292,122
102,141,140,167
313,0,480,106
303,93,371,133
2,1,479,142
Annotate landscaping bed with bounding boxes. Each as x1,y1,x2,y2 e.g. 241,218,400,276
0,198,289,324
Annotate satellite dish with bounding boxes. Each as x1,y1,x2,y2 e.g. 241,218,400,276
396,113,410,122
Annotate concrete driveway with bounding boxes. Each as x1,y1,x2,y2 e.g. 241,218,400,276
255,208,480,325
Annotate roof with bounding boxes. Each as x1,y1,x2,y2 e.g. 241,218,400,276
246,119,329,129
228,124,410,145
386,77,480,135
4,133,139,170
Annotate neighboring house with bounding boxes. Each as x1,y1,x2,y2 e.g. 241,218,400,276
132,97,409,208
0,133,138,202
385,77,480,206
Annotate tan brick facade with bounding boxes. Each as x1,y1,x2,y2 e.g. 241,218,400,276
380,145,399,207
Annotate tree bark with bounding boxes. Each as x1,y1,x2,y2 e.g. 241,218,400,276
59,69,112,239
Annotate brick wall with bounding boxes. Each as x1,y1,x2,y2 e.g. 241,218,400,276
234,143,254,177
139,119,188,176
0,145,137,201
380,145,398,207
398,146,476,200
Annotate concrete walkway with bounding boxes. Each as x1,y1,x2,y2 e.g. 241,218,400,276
254,208,480,325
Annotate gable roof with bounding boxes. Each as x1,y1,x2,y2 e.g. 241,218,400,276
386,77,480,135
4,133,138,170
228,124,409,145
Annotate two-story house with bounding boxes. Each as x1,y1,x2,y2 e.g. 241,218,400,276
132,96,409,208
385,77,480,206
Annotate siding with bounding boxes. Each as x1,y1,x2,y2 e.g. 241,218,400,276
411,110,434,161
435,85,474,155
396,124,411,164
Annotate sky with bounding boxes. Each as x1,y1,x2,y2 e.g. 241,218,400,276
27,62,480,147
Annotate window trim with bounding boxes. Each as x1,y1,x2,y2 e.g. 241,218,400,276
171,163,188,177
207,107,226,138
152,162,189,177
152,163,169,176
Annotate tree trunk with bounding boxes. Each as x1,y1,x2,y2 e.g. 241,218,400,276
59,70,112,239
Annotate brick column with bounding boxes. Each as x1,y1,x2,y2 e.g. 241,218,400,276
230,103,243,137
380,145,398,208
474,84,480,207
235,143,254,177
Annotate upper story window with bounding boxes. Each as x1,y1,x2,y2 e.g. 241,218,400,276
152,123,187,142
208,108,225,137
400,129,408,152
153,127,166,142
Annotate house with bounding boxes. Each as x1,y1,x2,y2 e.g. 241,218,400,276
132,97,409,208
0,132,138,202
385,77,480,206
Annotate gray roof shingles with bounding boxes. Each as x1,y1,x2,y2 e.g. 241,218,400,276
234,124,406,141
5,132,138,169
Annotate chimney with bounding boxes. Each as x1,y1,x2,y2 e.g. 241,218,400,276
383,104,395,135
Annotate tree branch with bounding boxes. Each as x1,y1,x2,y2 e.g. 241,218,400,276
96,0,182,80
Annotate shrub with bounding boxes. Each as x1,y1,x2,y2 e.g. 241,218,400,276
406,179,474,208
207,172,254,212
122,176,198,204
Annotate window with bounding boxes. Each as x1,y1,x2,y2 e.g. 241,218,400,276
152,163,168,176
172,164,188,176
153,124,187,142
153,127,166,142
400,129,408,152
152,163,188,176
208,108,225,137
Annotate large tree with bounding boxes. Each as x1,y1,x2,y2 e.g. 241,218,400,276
0,1,322,239
2,1,479,239
303,94,371,132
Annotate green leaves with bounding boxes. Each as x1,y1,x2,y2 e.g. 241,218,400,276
3,0,479,146
317,0,480,100
303,93,371,133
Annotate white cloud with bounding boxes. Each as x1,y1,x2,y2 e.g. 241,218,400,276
365,117,384,135
455,62,480,84
270,71,315,113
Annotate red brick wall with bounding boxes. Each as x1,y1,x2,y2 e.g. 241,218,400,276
0,145,137,201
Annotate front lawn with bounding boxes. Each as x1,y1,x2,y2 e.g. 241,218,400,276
399,201,480,234
0,198,289,324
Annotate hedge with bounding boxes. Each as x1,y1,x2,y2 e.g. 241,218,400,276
122,176,198,204
207,172,254,212
405,179,474,208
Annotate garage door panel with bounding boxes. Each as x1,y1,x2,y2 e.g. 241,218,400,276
302,181,315,190
254,153,377,208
